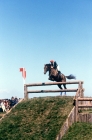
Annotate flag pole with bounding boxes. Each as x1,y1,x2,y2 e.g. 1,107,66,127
23,67,25,84
23,77,25,97
23,77,25,85
23,67,26,95
19,67,26,97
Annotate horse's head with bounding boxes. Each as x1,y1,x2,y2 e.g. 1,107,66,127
44,64,51,74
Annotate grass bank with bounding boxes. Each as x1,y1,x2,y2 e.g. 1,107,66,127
62,122,92,140
0,96,73,140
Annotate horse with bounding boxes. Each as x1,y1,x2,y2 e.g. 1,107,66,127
44,63,76,95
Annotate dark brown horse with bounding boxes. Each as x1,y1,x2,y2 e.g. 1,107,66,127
44,64,76,94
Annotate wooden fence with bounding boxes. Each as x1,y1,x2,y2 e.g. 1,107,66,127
24,81,84,99
56,97,92,140
74,97,92,122
56,106,76,140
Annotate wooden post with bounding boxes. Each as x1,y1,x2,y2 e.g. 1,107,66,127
75,88,80,99
24,84,28,99
75,99,78,122
78,82,84,108
78,81,84,98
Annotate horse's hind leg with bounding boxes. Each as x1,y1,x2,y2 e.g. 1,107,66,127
58,84,63,96
63,84,67,96
63,84,67,89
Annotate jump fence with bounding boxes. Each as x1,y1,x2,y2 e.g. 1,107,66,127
24,81,84,100
25,80,92,122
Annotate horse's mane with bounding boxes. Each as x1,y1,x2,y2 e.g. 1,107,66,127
45,63,51,67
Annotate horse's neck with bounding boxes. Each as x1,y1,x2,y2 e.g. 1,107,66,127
51,68,58,76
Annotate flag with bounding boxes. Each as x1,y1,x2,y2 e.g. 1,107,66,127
22,68,26,79
19,68,26,79
20,68,23,72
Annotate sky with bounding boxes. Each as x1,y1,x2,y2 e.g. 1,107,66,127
0,0,92,99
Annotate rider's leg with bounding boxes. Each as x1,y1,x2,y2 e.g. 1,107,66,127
58,71,61,75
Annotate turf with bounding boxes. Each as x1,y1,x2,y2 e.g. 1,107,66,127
0,96,73,140
62,122,92,140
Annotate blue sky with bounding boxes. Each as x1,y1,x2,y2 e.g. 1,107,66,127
0,0,92,99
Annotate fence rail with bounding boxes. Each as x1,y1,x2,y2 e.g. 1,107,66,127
78,98,92,101
78,105,92,108
27,89,78,93
25,81,83,87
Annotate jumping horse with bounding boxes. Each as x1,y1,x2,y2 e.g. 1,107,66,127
44,63,76,95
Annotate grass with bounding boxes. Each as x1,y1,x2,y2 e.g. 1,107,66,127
0,96,73,140
79,109,92,113
62,122,92,140
0,112,5,119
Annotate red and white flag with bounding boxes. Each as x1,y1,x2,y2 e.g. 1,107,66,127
19,68,26,79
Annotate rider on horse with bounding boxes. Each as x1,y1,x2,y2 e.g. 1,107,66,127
50,60,61,72
49,60,61,80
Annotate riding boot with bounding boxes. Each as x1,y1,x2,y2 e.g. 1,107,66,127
58,71,61,75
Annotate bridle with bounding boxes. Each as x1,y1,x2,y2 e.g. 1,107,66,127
44,64,51,74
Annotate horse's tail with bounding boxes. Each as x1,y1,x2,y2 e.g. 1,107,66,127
66,74,76,79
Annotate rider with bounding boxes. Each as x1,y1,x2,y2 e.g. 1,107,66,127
50,60,55,68
50,60,60,71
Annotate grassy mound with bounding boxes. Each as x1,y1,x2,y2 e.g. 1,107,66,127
0,96,73,140
62,122,92,140
0,112,5,119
